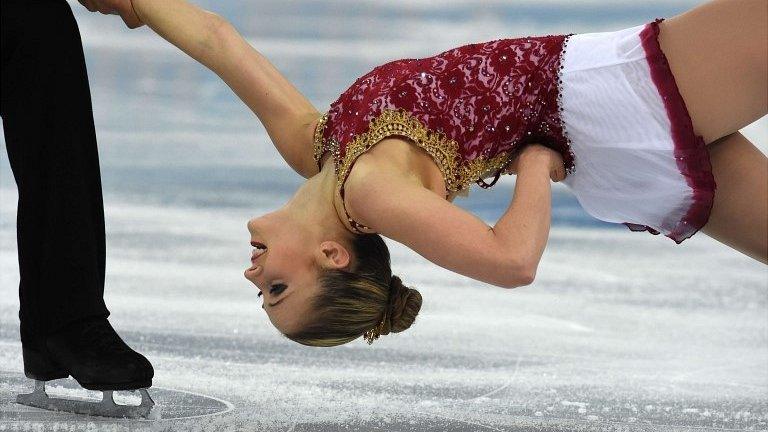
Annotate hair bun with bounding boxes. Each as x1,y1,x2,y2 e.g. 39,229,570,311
388,274,403,291
384,275,422,334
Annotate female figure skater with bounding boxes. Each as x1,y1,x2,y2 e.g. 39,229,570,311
90,0,766,347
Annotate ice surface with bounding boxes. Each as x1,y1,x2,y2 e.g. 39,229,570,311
1,186,765,432
1,0,767,430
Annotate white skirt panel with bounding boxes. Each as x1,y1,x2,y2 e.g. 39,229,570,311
559,18,716,244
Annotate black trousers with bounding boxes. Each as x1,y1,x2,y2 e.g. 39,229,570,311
1,0,110,346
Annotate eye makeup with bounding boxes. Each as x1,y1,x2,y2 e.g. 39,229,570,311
270,283,287,295
257,283,287,298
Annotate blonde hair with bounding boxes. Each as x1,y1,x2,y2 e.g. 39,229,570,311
284,233,422,347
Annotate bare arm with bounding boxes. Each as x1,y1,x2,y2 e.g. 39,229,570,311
129,0,222,66
130,0,321,177
345,163,533,288
492,145,556,282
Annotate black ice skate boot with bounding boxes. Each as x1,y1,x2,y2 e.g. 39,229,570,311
17,317,155,418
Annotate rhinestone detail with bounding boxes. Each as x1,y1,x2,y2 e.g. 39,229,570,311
554,33,577,177
313,33,578,232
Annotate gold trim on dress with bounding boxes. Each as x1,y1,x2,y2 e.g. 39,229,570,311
313,112,331,173
313,108,514,200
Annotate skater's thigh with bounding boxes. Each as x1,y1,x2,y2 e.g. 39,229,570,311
657,0,767,145
700,131,768,263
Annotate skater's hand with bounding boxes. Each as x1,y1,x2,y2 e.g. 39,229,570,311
504,144,567,182
77,0,145,29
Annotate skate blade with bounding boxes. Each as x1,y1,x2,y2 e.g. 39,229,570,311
16,380,156,419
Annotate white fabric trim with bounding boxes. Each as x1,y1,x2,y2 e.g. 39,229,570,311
559,23,693,235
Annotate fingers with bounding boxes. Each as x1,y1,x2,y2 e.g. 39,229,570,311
548,159,566,182
121,16,145,29
90,0,118,15
504,146,569,181
77,0,98,12
77,0,116,15
116,0,144,29
76,0,144,29
548,149,565,182
553,164,567,182
119,8,144,29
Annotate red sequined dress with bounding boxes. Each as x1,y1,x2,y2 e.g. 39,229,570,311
313,33,575,234
313,19,716,244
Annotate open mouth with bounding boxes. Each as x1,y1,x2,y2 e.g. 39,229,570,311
251,241,267,262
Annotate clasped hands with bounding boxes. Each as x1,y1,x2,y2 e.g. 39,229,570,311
76,0,145,29
503,144,568,182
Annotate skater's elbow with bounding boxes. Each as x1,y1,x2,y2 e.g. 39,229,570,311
504,271,535,288
499,261,536,288
204,12,233,51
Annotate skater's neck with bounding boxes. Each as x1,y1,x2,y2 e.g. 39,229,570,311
284,162,353,241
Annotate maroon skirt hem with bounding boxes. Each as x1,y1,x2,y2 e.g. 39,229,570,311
623,18,717,244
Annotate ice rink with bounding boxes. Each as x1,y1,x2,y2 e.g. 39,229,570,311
1,0,766,430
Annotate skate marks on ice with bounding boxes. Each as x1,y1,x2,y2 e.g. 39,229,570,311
0,372,233,422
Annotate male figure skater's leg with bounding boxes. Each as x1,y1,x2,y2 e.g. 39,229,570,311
1,0,152,392
1,0,108,351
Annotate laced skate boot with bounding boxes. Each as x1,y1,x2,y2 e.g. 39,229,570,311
16,317,155,418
